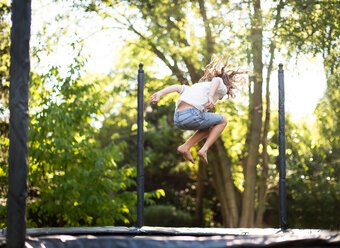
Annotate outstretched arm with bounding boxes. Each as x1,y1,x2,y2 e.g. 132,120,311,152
151,85,182,104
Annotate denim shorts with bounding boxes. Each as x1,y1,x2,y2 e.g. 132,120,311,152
174,108,223,131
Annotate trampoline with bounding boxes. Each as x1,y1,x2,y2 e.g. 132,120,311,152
1,226,340,247
3,1,339,247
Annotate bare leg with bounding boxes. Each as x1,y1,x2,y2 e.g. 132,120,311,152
178,129,210,163
198,116,228,164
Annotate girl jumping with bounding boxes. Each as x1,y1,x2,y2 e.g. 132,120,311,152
151,55,248,164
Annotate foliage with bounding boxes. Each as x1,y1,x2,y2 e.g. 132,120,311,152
272,0,340,229
280,0,339,57
265,115,340,229
1,0,338,229
0,1,10,218
0,0,10,101
27,57,137,227
144,204,193,227
67,0,339,228
95,42,197,220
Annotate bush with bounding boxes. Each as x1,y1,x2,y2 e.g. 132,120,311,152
144,204,193,227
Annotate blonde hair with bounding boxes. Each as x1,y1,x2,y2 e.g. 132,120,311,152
199,55,248,98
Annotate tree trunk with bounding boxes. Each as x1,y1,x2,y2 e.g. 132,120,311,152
196,161,206,227
240,0,263,227
256,0,283,227
198,0,214,65
256,78,269,227
215,138,239,227
210,152,229,226
195,0,217,227
210,138,239,227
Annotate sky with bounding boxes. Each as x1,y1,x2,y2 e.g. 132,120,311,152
271,54,326,121
30,0,327,123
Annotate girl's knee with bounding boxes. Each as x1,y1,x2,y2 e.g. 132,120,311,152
221,116,228,126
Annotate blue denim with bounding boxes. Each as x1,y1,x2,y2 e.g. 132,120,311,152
174,108,223,131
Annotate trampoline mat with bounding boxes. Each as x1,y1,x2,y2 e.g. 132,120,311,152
1,226,339,248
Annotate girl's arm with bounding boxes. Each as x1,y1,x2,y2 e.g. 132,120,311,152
151,85,182,104
206,77,222,109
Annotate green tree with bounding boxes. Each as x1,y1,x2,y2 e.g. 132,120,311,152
277,0,340,228
280,0,339,69
265,115,339,229
66,0,288,227
94,44,190,224
43,0,340,229
27,56,137,227
0,0,10,228
279,0,339,149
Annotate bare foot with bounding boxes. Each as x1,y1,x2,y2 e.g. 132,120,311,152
177,145,194,164
197,149,208,164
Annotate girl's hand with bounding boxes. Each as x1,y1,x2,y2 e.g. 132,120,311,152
206,96,215,110
151,92,160,104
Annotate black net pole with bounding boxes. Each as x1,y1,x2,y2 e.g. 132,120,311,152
278,63,288,230
7,0,31,247
137,63,144,228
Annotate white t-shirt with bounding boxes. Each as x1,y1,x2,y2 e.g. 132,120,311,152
175,77,227,112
